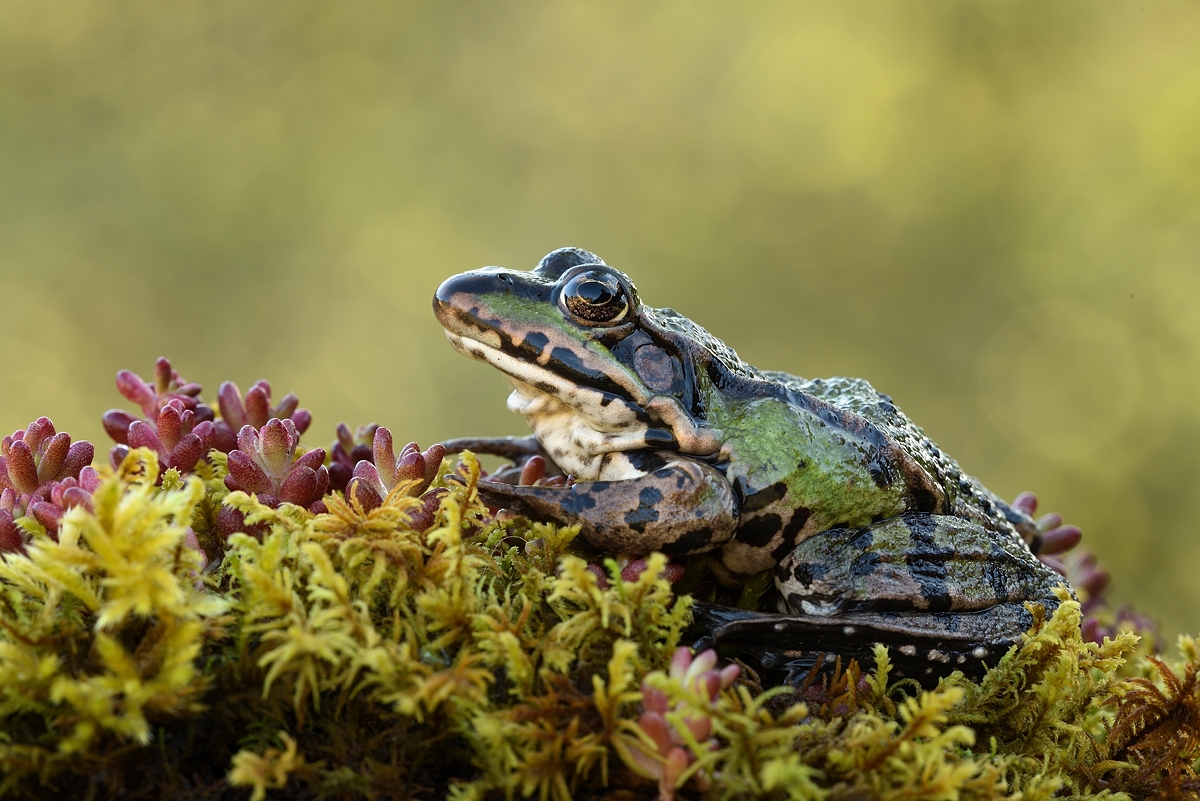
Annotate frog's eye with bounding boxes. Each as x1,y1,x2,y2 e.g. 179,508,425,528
560,271,630,325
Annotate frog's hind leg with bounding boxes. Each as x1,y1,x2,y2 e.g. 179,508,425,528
745,512,1068,685
775,513,1065,619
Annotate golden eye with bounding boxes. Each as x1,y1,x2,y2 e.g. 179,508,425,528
561,271,629,324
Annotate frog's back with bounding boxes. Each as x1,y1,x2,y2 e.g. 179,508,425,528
759,371,952,479
760,370,1031,544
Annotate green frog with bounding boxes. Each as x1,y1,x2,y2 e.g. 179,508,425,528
434,247,1070,682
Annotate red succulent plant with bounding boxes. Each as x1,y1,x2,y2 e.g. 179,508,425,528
343,427,446,529
328,422,380,492
102,358,218,475
212,379,311,453
0,417,97,552
217,418,329,538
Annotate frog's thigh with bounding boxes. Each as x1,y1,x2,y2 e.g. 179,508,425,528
478,458,739,556
775,513,1059,616
714,503,814,579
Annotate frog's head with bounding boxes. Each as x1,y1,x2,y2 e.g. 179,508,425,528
434,248,760,478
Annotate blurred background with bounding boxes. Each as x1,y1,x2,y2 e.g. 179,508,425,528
2,2,1198,638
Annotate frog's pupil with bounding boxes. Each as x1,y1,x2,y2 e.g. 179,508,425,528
578,280,613,305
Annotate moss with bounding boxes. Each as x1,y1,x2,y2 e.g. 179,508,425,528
1,445,1197,800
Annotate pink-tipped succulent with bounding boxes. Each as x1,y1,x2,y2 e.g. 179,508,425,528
508,455,575,489
1010,491,1084,575
223,419,329,511
0,486,32,553
102,358,213,441
583,558,687,591
486,456,576,526
1,418,95,495
1064,550,1111,602
212,379,311,453
102,358,218,475
1081,600,1161,651
0,418,97,552
328,422,380,492
344,428,446,528
619,559,687,585
110,400,217,475
1060,548,1143,646
1009,492,1149,646
218,418,329,538
346,429,444,506
630,648,740,801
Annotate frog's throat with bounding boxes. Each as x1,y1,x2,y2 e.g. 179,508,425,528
443,330,722,461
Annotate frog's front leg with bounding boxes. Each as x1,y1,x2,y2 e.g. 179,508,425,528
477,456,740,556
441,435,552,470
440,434,566,484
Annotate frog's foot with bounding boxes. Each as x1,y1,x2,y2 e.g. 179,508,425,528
689,600,1043,687
440,435,565,484
1009,491,1083,573
491,456,579,524
441,434,550,463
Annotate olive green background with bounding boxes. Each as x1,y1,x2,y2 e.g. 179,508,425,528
2,3,1198,639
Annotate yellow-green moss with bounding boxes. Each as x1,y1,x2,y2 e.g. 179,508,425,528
0,448,1197,800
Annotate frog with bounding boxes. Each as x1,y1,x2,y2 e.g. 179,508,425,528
433,247,1071,683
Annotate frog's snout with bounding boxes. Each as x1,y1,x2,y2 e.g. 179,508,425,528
434,271,495,333
432,275,465,330
433,268,548,334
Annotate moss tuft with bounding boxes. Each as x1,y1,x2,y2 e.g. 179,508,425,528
1,372,1197,799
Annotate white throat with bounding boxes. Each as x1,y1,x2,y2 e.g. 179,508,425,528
506,378,651,481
